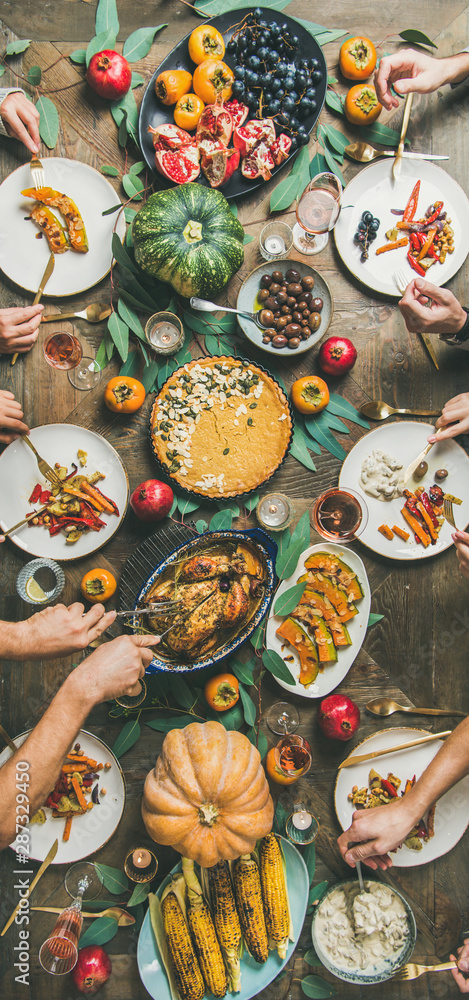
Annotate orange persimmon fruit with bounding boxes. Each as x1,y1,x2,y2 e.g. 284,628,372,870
339,37,377,80
344,83,382,125
188,25,225,65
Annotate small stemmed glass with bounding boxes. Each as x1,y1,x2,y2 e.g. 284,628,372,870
292,171,342,255
266,701,300,736
39,863,101,975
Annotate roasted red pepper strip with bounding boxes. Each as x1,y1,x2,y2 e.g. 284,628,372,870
64,462,78,482
39,489,52,503
403,180,421,222
417,228,437,262
88,483,119,515
410,233,421,250
407,252,426,276
427,244,440,260
426,201,443,225
28,484,42,504
415,489,439,528
381,778,398,798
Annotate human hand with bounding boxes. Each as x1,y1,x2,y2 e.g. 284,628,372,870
0,389,29,444
0,92,40,153
16,602,117,659
74,633,158,704
452,532,469,580
0,304,44,354
450,939,469,993
337,799,418,871
399,278,466,335
374,50,459,110
428,393,469,442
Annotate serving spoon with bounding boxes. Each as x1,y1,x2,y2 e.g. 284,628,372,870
344,141,449,163
366,697,466,718
360,400,441,421
41,302,111,324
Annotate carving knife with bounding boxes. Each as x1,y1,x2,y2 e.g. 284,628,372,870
338,731,451,769
11,251,55,365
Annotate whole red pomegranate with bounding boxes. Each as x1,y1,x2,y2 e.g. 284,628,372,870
318,336,357,376
71,945,112,995
86,50,131,100
318,694,360,741
130,479,174,522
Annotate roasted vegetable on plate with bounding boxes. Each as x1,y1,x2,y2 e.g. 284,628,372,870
349,768,436,852
25,461,119,545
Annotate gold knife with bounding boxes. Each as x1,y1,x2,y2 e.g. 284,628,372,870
418,332,440,370
11,252,55,365
392,93,413,181
403,427,443,484
1,839,58,936
0,723,17,753
337,731,451,770
3,502,55,538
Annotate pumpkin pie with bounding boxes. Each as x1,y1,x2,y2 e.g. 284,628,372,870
150,356,293,498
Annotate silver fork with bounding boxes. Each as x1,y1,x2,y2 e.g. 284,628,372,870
393,960,456,981
393,269,440,370
30,154,46,190
116,601,181,617
190,296,265,329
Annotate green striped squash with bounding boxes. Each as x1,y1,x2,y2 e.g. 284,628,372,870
132,183,244,299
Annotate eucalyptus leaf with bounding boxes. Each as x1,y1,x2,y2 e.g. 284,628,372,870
205,334,224,356
111,89,139,144
95,335,112,371
325,90,345,117
262,648,296,686
304,420,346,461
303,842,316,883
86,30,117,68
177,496,201,517
101,163,119,176
321,123,349,154
305,411,349,438
239,683,257,726
95,0,120,37
36,96,59,149
196,0,290,15
323,135,343,165
0,68,5,79
270,171,302,213
5,39,30,55
250,622,265,652
146,715,195,733
129,160,146,175
273,800,288,835
289,510,311,550
322,143,344,183
309,151,329,179
301,976,337,998
27,65,42,86
117,298,145,338
102,203,121,216
315,29,347,46
123,172,145,201
131,71,145,88
308,880,329,905
124,205,137,224
243,233,254,245
157,358,177,388
108,312,129,363
291,434,318,472
276,538,306,580
245,726,267,759
70,49,87,64
95,863,129,894
274,581,307,617
169,496,178,518
119,351,140,378
399,28,437,49
171,676,195,711
118,110,128,148
141,360,159,392
216,499,240,517
230,658,255,686
304,946,322,967
210,509,233,531
368,612,384,627
326,394,370,428
123,25,167,62
327,75,338,85
183,309,211,336
112,232,139,274
357,121,400,146
244,492,260,514
78,916,118,949
127,881,151,907
195,519,208,534
112,718,141,758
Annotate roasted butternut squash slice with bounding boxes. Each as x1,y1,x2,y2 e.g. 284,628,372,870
298,588,352,646
304,552,364,603
23,186,88,252
276,617,319,687
298,572,358,622
290,607,337,664
30,203,69,254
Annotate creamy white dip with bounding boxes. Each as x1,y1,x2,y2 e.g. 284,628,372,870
315,882,409,974
360,450,404,501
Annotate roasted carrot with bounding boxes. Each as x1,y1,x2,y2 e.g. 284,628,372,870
378,524,393,539
415,501,438,542
61,484,104,507
401,507,430,547
71,775,88,811
375,237,409,255
392,525,410,542
63,815,73,842
65,756,98,767
80,481,115,513
62,764,88,773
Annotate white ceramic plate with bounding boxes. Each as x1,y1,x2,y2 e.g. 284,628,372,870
137,836,309,1000
0,158,126,296
266,543,370,699
334,158,469,296
335,727,469,867
236,262,332,356
339,420,469,561
0,729,125,864
0,424,129,560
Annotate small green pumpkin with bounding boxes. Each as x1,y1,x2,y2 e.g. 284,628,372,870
132,183,244,299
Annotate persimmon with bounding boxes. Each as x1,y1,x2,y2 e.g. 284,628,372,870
80,568,117,603
104,376,146,414
204,673,239,711
339,37,377,80
155,69,192,106
188,25,225,65
193,59,234,105
344,84,382,125
265,748,297,785
174,93,205,131
291,376,330,415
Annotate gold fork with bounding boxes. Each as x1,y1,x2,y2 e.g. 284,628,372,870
21,435,63,489
30,153,46,190
393,268,440,370
393,960,457,981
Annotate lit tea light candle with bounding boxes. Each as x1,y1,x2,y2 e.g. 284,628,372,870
132,849,152,869
124,846,158,883
256,493,295,532
145,312,185,356
285,804,319,846
259,221,293,261
264,235,286,257
292,809,313,830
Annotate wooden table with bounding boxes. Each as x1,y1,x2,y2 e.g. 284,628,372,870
0,2,468,998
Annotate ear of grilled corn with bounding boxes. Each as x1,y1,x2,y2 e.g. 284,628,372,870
206,860,242,992
232,854,269,964
258,833,290,958
182,857,228,998
161,890,205,1000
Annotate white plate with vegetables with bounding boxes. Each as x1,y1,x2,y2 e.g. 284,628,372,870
0,729,125,864
0,423,129,560
0,158,125,296
339,421,469,560
266,543,370,699
335,728,469,867
334,158,469,296
137,836,309,1000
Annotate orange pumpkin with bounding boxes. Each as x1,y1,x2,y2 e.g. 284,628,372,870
142,721,273,867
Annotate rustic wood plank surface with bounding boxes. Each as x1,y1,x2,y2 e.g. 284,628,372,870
0,2,468,999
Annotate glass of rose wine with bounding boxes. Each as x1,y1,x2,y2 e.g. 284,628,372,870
275,734,312,782
311,487,368,543
43,331,101,390
292,172,342,255
38,863,100,975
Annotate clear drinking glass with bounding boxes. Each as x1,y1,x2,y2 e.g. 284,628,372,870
43,331,100,390
311,487,368,543
292,172,342,255
266,701,300,735
259,222,294,261
38,864,100,975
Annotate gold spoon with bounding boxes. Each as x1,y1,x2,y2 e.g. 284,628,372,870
41,302,111,324
345,141,449,163
366,697,466,718
31,905,135,926
360,400,441,421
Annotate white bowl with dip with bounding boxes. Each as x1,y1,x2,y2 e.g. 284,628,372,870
311,879,416,985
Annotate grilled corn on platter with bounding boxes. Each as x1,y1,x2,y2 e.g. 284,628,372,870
148,835,295,1000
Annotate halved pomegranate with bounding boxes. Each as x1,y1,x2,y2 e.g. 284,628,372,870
224,100,249,129
241,154,260,180
271,133,292,165
196,94,233,147
233,118,276,156
155,145,200,183
200,140,240,187
253,141,275,180
148,123,193,151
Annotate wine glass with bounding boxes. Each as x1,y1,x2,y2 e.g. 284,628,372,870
43,331,100,390
292,172,342,255
311,487,369,543
266,701,300,736
38,864,100,975
275,734,312,782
